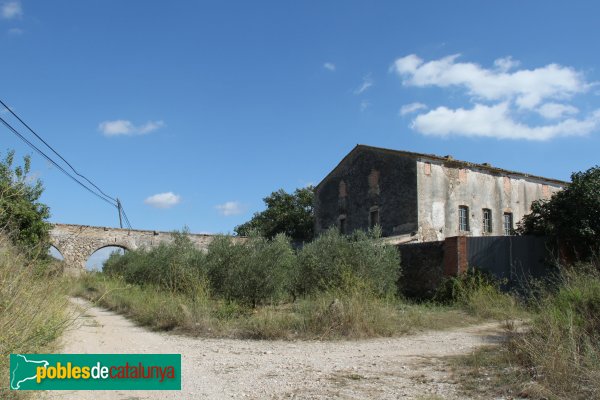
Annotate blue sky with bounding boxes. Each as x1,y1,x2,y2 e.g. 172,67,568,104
1,1,599,238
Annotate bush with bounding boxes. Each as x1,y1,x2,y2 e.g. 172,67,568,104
513,267,600,399
206,233,295,307
103,230,207,296
295,227,400,297
434,269,520,320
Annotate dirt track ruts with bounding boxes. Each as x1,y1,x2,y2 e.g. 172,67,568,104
43,298,505,399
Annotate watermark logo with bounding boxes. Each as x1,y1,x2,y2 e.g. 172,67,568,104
10,354,181,390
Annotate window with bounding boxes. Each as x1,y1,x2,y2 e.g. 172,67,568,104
339,216,346,234
503,213,513,236
369,207,379,229
424,162,432,176
482,208,492,233
459,206,469,232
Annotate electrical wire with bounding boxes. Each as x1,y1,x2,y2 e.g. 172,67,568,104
120,206,133,230
0,100,134,229
0,115,119,208
0,99,118,203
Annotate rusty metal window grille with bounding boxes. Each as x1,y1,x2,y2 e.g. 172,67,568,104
503,213,513,236
483,208,492,233
459,206,469,231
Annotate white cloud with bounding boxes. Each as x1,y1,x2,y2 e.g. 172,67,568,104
536,103,579,119
7,27,23,35
216,201,243,216
1,1,22,19
393,54,589,109
323,62,336,71
144,192,181,209
400,102,427,116
494,56,520,72
395,54,600,141
98,119,165,136
411,102,600,141
360,100,370,112
354,74,373,94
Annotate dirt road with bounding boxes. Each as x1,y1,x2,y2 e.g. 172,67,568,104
43,298,504,399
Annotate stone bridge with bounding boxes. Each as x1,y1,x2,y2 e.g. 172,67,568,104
50,224,226,274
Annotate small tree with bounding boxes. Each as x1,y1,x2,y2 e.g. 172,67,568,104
205,233,295,307
234,186,314,243
518,165,600,259
0,151,50,250
295,227,401,297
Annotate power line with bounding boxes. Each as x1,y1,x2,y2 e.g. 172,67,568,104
0,99,118,203
0,115,118,208
121,207,133,230
0,100,134,229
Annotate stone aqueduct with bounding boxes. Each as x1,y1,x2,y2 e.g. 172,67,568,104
50,224,223,273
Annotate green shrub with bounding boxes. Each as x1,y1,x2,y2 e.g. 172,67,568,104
103,230,207,296
434,269,520,320
206,233,295,307
295,227,400,297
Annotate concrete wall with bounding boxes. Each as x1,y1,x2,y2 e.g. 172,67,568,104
315,147,418,237
415,159,563,241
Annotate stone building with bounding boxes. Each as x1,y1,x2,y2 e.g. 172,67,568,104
314,145,565,243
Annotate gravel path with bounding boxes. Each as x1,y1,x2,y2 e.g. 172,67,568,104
43,298,504,400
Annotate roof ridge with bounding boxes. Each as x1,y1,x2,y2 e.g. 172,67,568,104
315,144,568,189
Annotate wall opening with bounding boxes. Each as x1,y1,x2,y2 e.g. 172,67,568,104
482,208,492,234
503,213,514,236
459,206,470,232
86,246,126,271
339,215,347,234
48,245,64,261
369,207,379,229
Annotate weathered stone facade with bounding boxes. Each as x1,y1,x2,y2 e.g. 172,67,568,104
314,146,418,237
50,224,228,274
314,145,565,242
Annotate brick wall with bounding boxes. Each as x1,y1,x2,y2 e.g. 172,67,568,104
443,236,468,276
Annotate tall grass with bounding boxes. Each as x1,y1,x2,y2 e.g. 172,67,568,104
450,265,600,400
0,235,69,399
511,266,600,399
73,272,476,340
434,269,523,320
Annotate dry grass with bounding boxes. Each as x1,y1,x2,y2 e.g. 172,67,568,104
509,268,600,399
0,236,70,399
450,267,600,400
73,273,480,340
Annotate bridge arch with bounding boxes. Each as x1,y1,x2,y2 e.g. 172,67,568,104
48,244,65,261
49,223,221,275
86,244,128,271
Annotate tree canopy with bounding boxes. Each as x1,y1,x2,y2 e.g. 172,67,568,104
234,186,314,243
0,150,51,250
518,165,600,259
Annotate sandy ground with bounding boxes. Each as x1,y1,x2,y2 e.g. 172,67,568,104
41,298,505,400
